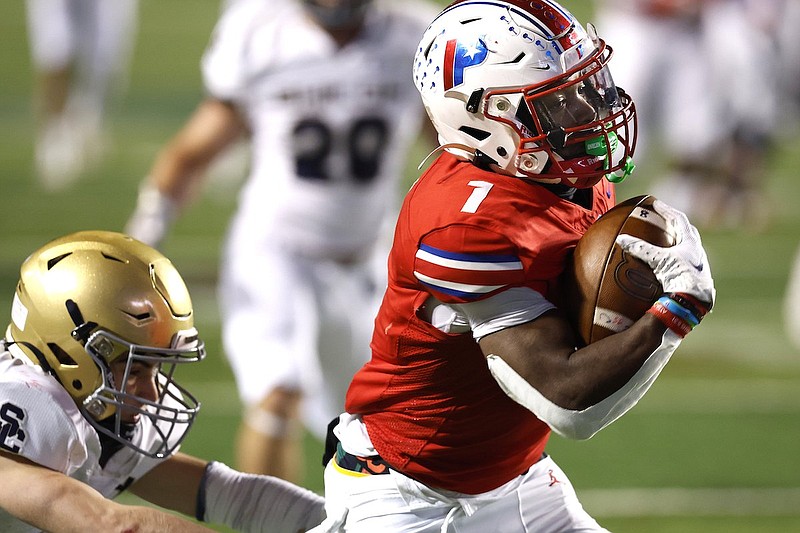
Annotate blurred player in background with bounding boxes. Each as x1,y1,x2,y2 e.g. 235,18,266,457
313,1,716,531
785,246,800,351
593,0,781,232
126,0,438,483
0,231,325,533
779,1,800,351
775,0,800,126
25,0,139,191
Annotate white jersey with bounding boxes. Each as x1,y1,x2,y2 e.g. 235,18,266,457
202,0,435,259
0,348,178,533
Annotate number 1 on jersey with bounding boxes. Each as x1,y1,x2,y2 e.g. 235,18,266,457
461,181,493,213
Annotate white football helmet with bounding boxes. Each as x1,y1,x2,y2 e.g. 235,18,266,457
413,0,637,188
6,231,205,458
303,0,373,29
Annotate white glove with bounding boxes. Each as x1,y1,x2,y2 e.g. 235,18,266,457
124,182,176,249
616,200,715,307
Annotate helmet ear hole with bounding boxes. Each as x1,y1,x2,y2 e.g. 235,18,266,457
72,379,82,390
458,126,490,141
46,253,72,270
48,343,78,366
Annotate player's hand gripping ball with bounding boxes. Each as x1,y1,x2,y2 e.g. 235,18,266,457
563,195,676,345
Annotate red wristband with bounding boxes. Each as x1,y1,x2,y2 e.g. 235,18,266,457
647,302,692,338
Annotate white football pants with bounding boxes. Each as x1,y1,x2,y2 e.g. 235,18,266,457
219,231,381,441
313,454,608,533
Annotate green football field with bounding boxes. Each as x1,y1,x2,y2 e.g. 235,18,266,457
1,1,799,531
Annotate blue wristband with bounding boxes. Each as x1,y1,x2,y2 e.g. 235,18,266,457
656,296,700,328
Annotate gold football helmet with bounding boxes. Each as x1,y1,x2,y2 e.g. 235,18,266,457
6,231,205,458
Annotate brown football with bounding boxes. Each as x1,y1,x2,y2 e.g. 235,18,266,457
563,195,676,345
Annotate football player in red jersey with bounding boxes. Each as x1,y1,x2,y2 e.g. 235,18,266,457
312,1,716,532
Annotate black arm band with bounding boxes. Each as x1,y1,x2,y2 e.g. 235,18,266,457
194,461,215,522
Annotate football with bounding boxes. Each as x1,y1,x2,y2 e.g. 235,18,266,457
563,195,676,345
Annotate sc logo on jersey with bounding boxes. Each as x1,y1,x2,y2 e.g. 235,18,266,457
443,38,488,90
0,402,27,453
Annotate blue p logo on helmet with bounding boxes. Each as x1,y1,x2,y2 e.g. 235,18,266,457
443,38,488,90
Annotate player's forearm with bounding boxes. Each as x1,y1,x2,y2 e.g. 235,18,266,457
130,454,328,533
147,97,245,205
0,454,214,533
487,323,681,440
123,136,205,248
558,314,670,408
482,311,667,410
127,97,245,247
548,318,680,439
483,312,681,439
130,452,207,517
198,461,325,533
101,503,217,533
147,141,209,206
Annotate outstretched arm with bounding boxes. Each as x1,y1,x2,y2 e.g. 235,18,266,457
132,452,326,533
0,451,215,533
146,98,246,205
125,97,246,247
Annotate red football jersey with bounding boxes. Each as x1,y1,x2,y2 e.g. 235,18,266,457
346,152,615,494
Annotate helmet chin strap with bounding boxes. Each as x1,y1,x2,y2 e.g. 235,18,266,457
4,339,57,378
417,143,480,170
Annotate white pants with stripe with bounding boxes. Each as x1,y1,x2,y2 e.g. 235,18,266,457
312,454,608,533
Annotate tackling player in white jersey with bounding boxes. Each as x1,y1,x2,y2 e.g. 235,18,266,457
125,0,439,483
0,231,326,533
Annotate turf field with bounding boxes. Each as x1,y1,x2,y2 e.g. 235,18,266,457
1,1,799,531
